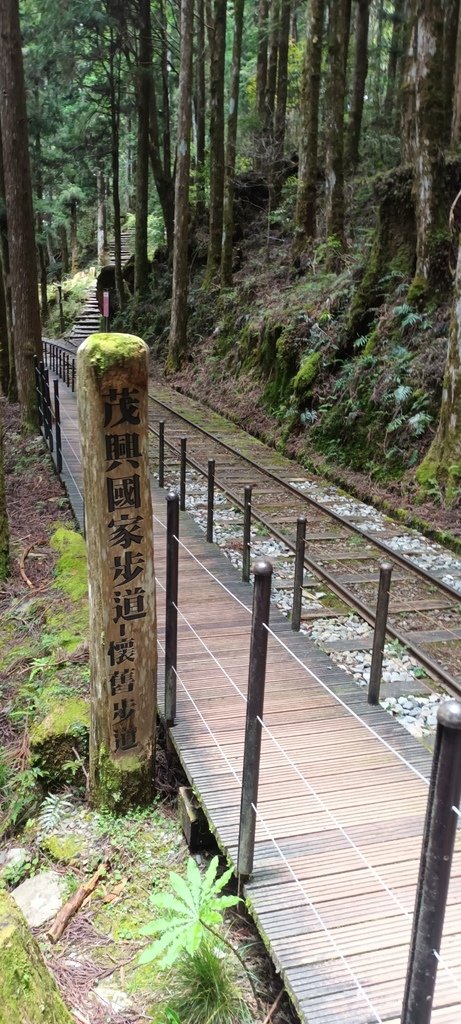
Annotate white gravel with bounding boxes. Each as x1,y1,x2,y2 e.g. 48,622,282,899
158,465,456,741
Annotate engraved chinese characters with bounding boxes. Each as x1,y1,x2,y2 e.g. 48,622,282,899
104,386,145,754
77,334,156,808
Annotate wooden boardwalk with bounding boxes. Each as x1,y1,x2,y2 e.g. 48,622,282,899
53,376,461,1024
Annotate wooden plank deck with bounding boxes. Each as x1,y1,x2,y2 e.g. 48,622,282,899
54,377,461,1024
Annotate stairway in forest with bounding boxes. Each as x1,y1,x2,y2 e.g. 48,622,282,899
66,231,132,350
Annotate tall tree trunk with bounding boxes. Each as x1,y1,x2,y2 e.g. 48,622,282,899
263,0,280,171
402,0,445,291
32,100,48,327
134,0,152,295
194,0,206,221
169,0,194,368
221,0,245,287
0,266,8,395
255,0,269,170
383,0,405,128
325,0,349,257
0,0,42,428
97,171,107,267
452,7,461,144
69,198,79,273
272,0,291,202
149,82,175,252
109,29,124,310
256,0,269,128
294,0,325,249
59,224,70,275
373,0,385,123
37,238,48,324
443,0,460,145
0,404,9,580
417,230,461,500
159,0,172,206
206,0,227,278
346,0,370,170
0,123,15,399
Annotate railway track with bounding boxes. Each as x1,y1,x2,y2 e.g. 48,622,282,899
146,383,461,701
44,266,461,703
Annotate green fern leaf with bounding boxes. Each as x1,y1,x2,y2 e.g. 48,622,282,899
149,893,190,917
170,870,198,911
209,864,234,895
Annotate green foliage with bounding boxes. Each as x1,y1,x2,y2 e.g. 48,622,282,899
139,856,239,968
1,854,40,890
0,749,10,792
159,941,252,1024
38,794,74,834
314,235,343,267
1,766,44,834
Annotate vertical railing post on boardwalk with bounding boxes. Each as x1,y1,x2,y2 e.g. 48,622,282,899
34,357,43,428
180,437,187,511
71,357,75,393
44,368,53,452
238,558,273,881
292,517,306,631
368,562,393,705
242,485,252,583
53,379,62,474
401,700,461,1024
207,459,215,543
158,421,165,488
165,491,179,726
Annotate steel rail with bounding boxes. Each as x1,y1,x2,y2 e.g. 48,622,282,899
42,351,461,696
147,397,461,699
148,392,461,604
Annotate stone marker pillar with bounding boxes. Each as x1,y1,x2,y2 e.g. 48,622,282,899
77,333,156,810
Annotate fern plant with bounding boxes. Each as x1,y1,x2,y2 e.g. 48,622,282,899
139,856,240,968
38,793,74,834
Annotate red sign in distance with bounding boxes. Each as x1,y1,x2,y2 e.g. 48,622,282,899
103,290,110,319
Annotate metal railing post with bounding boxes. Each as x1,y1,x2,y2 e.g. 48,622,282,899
38,360,46,435
237,558,273,880
158,421,165,488
180,436,187,511
242,485,252,583
206,459,215,543
165,491,179,726
292,517,306,631
34,356,42,428
44,368,53,452
401,700,461,1024
368,562,393,705
54,379,62,474
71,358,75,393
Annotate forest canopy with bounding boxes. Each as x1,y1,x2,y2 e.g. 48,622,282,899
1,0,461,502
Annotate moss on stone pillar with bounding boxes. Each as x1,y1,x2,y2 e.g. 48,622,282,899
0,891,73,1023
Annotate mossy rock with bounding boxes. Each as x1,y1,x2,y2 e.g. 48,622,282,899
29,698,89,786
0,890,73,1024
292,351,321,404
41,833,87,864
50,527,88,602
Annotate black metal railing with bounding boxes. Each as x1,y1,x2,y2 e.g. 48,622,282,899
43,340,76,393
